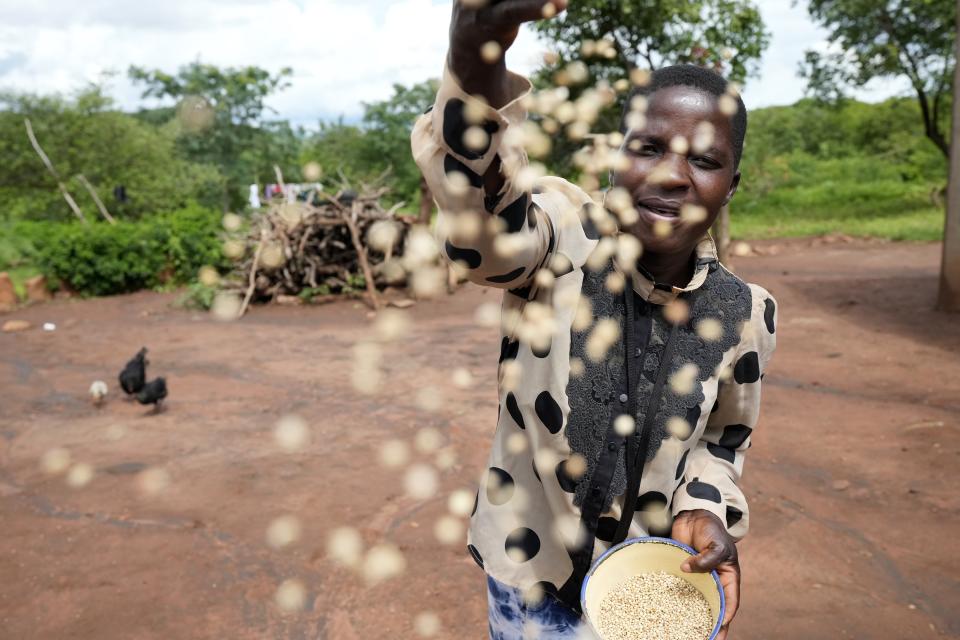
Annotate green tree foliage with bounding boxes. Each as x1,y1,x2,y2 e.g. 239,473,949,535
301,79,438,206
734,95,946,240
0,86,222,222
799,0,956,158
361,79,439,204
533,0,770,83
300,120,380,190
129,62,297,210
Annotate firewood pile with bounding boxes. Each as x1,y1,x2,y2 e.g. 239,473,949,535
223,184,439,314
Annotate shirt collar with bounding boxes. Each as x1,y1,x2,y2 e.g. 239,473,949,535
621,235,718,305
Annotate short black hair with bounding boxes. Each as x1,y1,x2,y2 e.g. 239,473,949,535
620,64,747,169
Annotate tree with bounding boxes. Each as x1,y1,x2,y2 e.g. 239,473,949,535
533,0,770,85
0,86,222,221
938,8,960,312
301,80,438,220
362,80,439,221
799,0,956,160
300,119,379,188
129,62,294,210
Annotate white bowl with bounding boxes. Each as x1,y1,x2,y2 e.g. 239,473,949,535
581,536,725,640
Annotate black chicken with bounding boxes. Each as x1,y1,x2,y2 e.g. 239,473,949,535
137,377,167,413
118,347,148,398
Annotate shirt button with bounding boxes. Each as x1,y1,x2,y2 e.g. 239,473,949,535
619,393,628,403
608,442,618,452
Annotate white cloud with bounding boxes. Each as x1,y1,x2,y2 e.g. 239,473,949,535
0,0,912,128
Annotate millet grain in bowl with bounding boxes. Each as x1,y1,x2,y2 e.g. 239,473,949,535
596,571,714,640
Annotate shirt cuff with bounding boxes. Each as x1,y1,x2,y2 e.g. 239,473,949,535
430,62,533,178
671,478,737,537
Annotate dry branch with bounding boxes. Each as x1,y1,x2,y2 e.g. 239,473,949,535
24,118,87,224
225,180,428,309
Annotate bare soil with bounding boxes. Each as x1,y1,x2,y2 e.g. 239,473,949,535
1,238,958,639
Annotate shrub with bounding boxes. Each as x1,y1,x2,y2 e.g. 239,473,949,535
11,204,226,296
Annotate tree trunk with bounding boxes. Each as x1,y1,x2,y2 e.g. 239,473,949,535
418,175,433,225
712,205,731,265
936,13,960,312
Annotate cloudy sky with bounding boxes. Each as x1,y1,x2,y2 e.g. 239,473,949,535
0,0,909,127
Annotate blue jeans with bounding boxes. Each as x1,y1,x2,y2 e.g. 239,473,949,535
486,575,591,639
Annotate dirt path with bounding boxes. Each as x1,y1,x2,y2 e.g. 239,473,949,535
1,239,958,639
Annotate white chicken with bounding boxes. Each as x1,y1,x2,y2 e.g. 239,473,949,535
89,380,108,407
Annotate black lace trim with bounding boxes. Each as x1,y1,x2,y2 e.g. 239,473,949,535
564,264,752,512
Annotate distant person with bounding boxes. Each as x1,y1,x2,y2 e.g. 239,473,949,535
411,1,778,639
249,183,261,209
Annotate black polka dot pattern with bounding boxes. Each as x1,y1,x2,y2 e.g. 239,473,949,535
636,493,674,535
486,267,526,284
442,99,499,160
535,391,563,434
734,351,761,384
596,516,619,542
579,203,599,240
467,543,484,568
508,284,533,301
707,442,736,464
484,189,504,213
686,479,722,503
444,239,482,269
527,202,540,230
505,393,525,429
531,340,551,359
486,467,515,505
499,195,528,233
726,506,743,528
675,449,690,480
505,527,540,562
472,490,478,517
499,337,519,363
719,424,753,449
555,460,579,493
764,298,776,334
443,153,483,188
529,581,560,605
635,491,668,512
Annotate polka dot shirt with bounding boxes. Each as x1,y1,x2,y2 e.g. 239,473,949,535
411,65,778,612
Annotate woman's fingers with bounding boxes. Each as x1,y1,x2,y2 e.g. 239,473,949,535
681,540,727,573
485,0,566,25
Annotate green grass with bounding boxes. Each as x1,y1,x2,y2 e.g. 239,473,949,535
732,178,944,242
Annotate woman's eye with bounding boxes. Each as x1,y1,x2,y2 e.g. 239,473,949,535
693,156,720,169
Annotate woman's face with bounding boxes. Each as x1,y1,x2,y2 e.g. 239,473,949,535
612,85,740,257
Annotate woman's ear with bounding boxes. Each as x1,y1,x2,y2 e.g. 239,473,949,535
722,171,741,207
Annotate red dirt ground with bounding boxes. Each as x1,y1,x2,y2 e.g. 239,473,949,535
1,239,958,639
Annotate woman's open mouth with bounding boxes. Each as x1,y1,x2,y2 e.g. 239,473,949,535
637,199,682,221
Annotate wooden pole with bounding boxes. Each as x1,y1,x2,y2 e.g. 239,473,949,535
76,174,116,224
239,229,266,318
24,118,87,224
936,9,960,312
342,201,381,310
